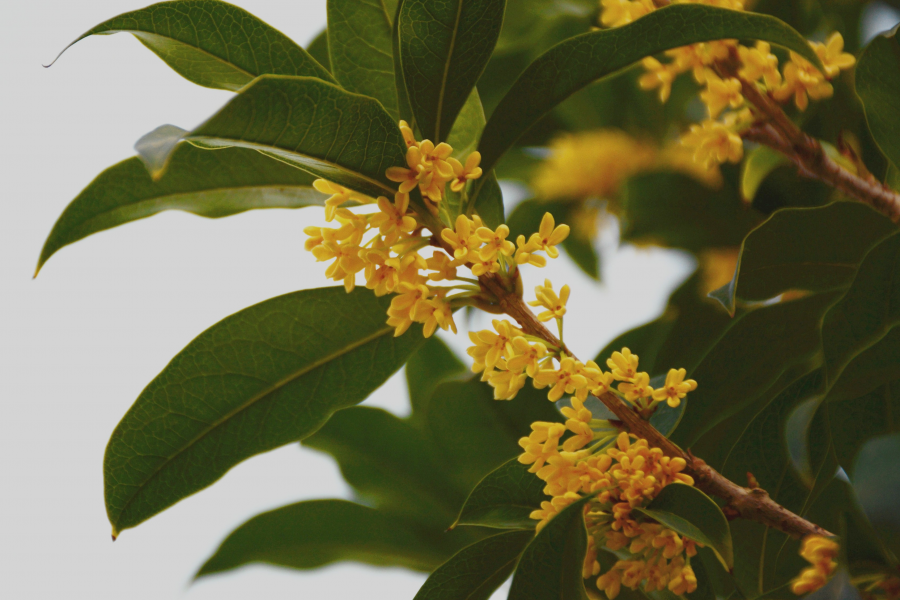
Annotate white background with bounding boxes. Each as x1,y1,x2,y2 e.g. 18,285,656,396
1,1,895,599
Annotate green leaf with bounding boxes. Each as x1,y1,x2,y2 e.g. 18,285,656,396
405,336,466,422
36,144,324,275
508,494,592,600
307,29,331,72
711,202,895,315
827,375,900,475
671,291,840,448
454,458,546,530
446,88,487,159
327,0,400,119
476,3,822,177
167,76,407,198
414,530,534,600
852,433,900,561
196,499,446,577
822,231,900,387
392,0,415,125
398,0,507,142
636,483,734,569
305,406,466,524
741,146,791,203
856,26,900,171
50,0,334,91
473,172,505,229
104,287,424,535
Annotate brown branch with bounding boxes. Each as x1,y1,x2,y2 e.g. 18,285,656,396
716,52,900,223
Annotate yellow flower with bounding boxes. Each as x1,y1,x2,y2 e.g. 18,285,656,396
389,282,430,321
618,372,653,404
651,368,698,408
667,560,698,595
681,119,744,168
791,535,839,595
812,32,856,79
364,249,424,296
518,421,567,472
514,234,547,268
607,348,639,381
385,145,426,193
476,224,515,261
414,294,456,338
774,52,833,111
369,192,417,244
560,397,594,452
467,319,521,377
534,357,589,402
529,213,570,259
700,74,744,119
530,492,581,532
312,179,373,221
447,151,483,192
738,41,782,88
441,214,481,260
425,252,461,282
505,337,548,377
487,365,528,400
597,567,623,599
665,41,734,84
398,120,417,148
529,279,570,322
639,57,677,103
600,0,655,28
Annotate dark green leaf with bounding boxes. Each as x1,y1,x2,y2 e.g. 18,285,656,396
196,499,445,577
307,29,331,72
406,336,466,422
398,0,507,142
856,26,900,170
327,0,399,119
476,4,822,177
852,433,900,561
36,144,324,275
636,483,734,569
508,494,592,600
447,89,487,159
822,231,900,387
50,0,334,91
392,0,415,125
473,172,505,229
171,76,406,198
562,233,599,280
414,530,534,600
740,146,791,203
712,202,895,315
104,287,424,534
672,292,840,448
454,458,546,530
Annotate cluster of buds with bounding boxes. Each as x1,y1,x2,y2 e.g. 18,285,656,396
519,385,701,598
790,535,839,595
599,0,856,169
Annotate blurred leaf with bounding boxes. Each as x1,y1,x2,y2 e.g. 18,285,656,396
494,0,595,55
425,376,562,488
476,4,822,178
852,434,900,561
169,76,406,198
414,530,534,600
305,406,466,524
563,232,600,280
327,0,399,119
822,232,900,387
741,146,791,203
473,172,505,229
447,88,487,159
306,29,331,72
51,0,334,91
636,483,734,569
856,26,900,170
508,494,592,600
398,0,506,142
711,202,895,315
196,499,446,577
37,144,323,274
406,336,466,423
454,458,546,530
672,292,840,448
827,375,900,477
104,287,424,535
622,173,762,253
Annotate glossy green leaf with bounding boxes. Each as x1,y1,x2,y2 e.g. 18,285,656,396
327,0,399,119
167,76,406,198
672,291,840,447
636,483,734,569
476,4,822,178
711,202,895,315
405,336,466,422
37,144,324,275
104,287,424,535
822,231,900,387
852,433,900,561
414,530,534,600
50,0,334,91
305,406,465,524
196,499,445,577
398,0,507,142
454,458,546,530
472,172,505,229
508,494,592,600
856,26,900,170
307,29,331,72
446,88,487,160
741,146,791,203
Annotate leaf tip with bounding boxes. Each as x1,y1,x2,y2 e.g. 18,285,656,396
707,284,736,317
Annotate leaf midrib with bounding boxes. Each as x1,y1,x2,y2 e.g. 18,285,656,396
433,0,464,141
111,323,395,530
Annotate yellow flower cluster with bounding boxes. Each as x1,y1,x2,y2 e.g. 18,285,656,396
599,0,856,169
519,392,700,598
532,129,722,203
790,535,839,595
305,121,572,340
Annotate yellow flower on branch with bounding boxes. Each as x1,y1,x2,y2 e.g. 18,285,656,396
533,356,589,402
700,74,744,119
607,347,640,382
514,234,547,268
476,223,515,261
530,212,570,259
529,279,570,322
447,151,483,192
639,57,678,103
681,119,744,168
618,371,653,404
791,535,838,595
313,179,374,221
599,0,655,27
812,32,856,79
651,368,698,408
774,52,834,111
506,336,548,377
738,41,782,89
